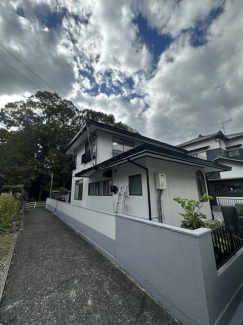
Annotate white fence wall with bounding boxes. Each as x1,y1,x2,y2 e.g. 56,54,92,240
46,199,243,325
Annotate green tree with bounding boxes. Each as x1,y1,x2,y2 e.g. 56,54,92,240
0,91,131,200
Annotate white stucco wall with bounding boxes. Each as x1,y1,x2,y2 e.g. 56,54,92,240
146,158,212,226
226,137,243,147
181,138,223,151
219,161,243,178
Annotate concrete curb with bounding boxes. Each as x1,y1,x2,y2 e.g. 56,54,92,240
0,232,18,302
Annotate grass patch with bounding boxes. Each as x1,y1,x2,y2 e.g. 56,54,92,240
0,233,13,261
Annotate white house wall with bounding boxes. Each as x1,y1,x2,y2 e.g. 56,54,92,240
146,158,212,226
226,137,243,147
114,158,149,218
182,138,223,151
219,161,243,178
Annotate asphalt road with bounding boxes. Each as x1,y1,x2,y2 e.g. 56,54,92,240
0,208,179,325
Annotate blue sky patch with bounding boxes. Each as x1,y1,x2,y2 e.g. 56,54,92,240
188,6,224,47
135,15,173,58
16,6,25,17
44,8,67,29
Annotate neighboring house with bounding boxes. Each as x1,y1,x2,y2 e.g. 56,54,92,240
178,131,243,206
65,120,230,226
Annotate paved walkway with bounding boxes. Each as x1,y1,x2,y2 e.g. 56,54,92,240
0,209,179,325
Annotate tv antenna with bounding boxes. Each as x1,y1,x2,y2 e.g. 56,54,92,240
212,119,232,134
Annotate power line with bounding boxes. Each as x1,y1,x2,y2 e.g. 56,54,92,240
0,57,44,91
0,44,58,93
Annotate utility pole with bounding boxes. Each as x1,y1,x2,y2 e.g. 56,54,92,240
212,119,232,134
50,173,53,198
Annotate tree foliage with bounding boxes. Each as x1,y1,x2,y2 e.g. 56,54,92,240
0,91,131,200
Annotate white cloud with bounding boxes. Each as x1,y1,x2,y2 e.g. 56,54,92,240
0,0,243,145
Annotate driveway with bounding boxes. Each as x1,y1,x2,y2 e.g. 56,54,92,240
0,208,179,325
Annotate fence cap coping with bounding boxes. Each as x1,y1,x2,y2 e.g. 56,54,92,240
46,198,212,238
116,213,212,238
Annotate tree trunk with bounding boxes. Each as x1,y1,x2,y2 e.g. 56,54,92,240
38,185,42,202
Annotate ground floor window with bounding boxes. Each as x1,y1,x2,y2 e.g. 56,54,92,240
88,180,112,196
74,179,83,200
103,179,113,196
95,181,103,196
196,170,206,199
129,174,142,195
88,183,95,196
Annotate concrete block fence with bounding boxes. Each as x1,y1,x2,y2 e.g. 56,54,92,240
46,198,243,325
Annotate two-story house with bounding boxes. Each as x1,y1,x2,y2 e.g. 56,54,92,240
178,131,243,206
64,120,230,226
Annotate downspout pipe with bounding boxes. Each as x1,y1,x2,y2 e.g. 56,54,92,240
128,159,152,221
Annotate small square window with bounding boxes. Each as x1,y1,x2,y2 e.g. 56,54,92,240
129,174,142,196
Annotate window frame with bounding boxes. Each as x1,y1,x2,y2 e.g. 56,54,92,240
196,170,206,200
129,174,142,196
228,149,240,157
112,137,135,157
95,181,103,196
88,182,95,196
103,179,113,196
74,179,83,200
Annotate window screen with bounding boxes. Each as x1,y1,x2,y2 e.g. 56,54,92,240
74,179,83,200
103,179,113,196
196,171,206,199
129,174,142,195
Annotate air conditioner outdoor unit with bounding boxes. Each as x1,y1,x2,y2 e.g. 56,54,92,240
155,173,167,190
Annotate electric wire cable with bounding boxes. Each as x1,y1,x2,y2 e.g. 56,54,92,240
0,44,58,93
0,58,44,91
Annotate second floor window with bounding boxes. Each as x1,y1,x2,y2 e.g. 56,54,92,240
228,149,240,158
113,137,135,157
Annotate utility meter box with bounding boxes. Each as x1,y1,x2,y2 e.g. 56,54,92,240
155,173,167,190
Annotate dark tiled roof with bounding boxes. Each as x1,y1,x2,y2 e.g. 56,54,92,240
178,131,243,147
75,143,231,177
66,119,187,154
213,156,243,164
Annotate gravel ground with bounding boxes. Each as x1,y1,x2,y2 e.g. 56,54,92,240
0,233,13,276
0,209,180,325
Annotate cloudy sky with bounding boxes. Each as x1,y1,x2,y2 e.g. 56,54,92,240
0,0,242,144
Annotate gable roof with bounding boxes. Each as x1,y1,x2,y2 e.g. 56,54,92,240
65,119,187,154
75,143,231,178
178,131,243,147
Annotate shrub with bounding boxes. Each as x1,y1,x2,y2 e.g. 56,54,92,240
0,192,20,226
206,220,224,229
174,194,214,230
236,203,243,216
59,187,69,195
0,185,27,203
